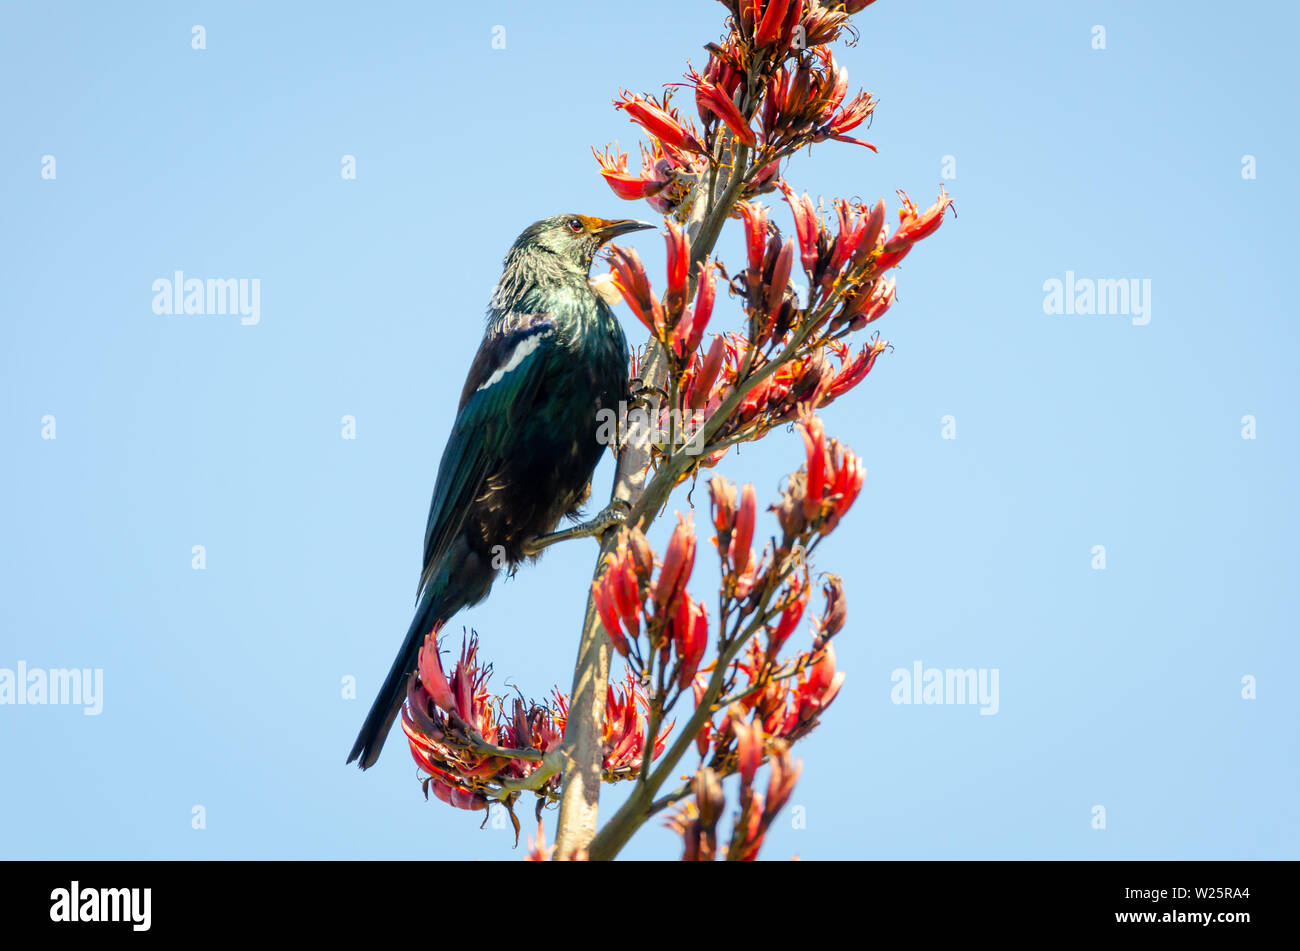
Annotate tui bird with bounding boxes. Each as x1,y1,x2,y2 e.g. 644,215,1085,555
347,213,654,769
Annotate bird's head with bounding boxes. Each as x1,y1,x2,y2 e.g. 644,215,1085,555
515,214,655,273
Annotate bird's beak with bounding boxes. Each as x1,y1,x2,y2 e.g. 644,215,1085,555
594,218,656,243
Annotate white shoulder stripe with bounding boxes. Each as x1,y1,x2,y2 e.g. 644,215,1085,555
477,329,551,392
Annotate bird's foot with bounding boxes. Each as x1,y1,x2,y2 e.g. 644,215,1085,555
627,378,669,414
521,500,631,556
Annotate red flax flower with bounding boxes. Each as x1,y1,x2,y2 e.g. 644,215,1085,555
669,593,710,687
731,483,757,577
614,90,704,155
753,0,788,48
416,628,455,710
653,513,697,619
592,530,652,655
595,138,702,214
834,274,894,331
603,671,671,771
686,66,756,147
728,740,802,861
664,222,690,324
606,244,663,336
595,520,707,660
549,674,668,776
780,416,866,536
784,644,845,736
737,201,771,277
780,182,821,277
402,632,564,813
799,3,851,46
767,570,811,656
876,187,955,271
674,708,804,861
808,51,877,150
824,336,889,401
816,90,878,150
709,475,737,545
666,768,725,861
697,42,744,127
681,334,727,410
593,144,667,201
800,418,828,520
744,159,782,199
732,713,765,786
765,236,796,320
672,261,716,359
709,476,765,600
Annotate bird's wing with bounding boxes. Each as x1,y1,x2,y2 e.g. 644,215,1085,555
416,314,558,601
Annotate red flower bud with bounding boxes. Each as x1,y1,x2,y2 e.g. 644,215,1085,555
688,334,726,410
672,595,709,688
851,198,887,271
769,575,810,655
733,716,764,785
664,222,690,323
674,261,715,358
755,0,792,48
765,237,795,316
731,483,757,577
709,475,737,540
653,513,697,617
738,201,771,276
798,416,827,520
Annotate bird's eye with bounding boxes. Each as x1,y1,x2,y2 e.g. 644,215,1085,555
567,217,583,233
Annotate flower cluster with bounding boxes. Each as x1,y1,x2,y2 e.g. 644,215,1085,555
592,514,710,691
667,727,802,861
673,427,855,800
606,223,717,363
596,92,707,218
401,631,669,820
600,179,950,480
776,414,865,539
596,0,886,217
401,633,557,813
553,672,672,774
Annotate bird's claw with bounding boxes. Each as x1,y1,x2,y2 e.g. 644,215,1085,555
627,378,669,414
590,499,631,534
520,501,631,556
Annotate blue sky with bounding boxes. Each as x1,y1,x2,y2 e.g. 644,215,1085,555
1,0,1296,860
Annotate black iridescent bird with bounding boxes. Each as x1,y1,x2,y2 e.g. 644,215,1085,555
348,213,653,769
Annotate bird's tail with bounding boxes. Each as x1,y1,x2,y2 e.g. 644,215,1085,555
347,587,447,770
